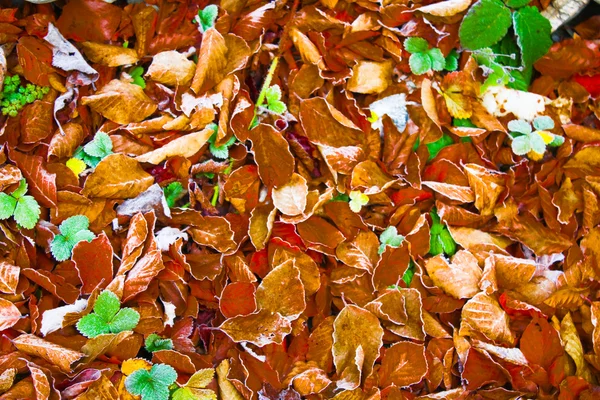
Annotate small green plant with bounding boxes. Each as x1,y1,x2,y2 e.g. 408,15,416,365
330,192,350,202
508,116,563,159
459,0,551,69
1,75,49,117
74,132,113,168
349,190,368,213
163,182,186,208
172,368,217,400
195,4,218,32
129,66,146,89
404,37,446,75
378,226,405,255
125,363,177,400
50,215,96,262
429,210,457,256
76,290,140,338
251,57,286,128
208,132,236,160
0,179,40,229
145,334,174,352
388,261,416,289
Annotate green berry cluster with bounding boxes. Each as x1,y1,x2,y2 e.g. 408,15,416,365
1,75,50,117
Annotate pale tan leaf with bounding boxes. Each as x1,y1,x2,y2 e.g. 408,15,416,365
272,173,309,216
459,293,516,346
425,251,482,299
146,51,196,87
136,127,213,165
80,42,139,67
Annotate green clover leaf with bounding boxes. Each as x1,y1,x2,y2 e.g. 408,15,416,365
405,38,446,75
125,364,178,400
378,226,405,255
83,131,113,159
197,5,219,33
533,116,554,131
349,191,368,213
145,333,174,352
76,290,140,338
163,182,186,208
264,85,287,115
0,179,40,229
50,215,96,262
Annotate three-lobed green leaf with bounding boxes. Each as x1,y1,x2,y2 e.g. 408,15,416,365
197,5,219,33
145,333,174,352
405,38,446,75
378,226,405,255
76,290,140,338
0,179,40,229
264,85,287,115
50,215,96,261
125,363,177,400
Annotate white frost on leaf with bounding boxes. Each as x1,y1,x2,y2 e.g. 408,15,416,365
162,300,176,327
44,23,98,77
481,86,549,122
40,299,88,336
156,226,189,252
369,93,409,133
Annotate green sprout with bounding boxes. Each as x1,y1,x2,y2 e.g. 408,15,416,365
163,182,186,208
129,66,146,89
378,226,405,255
74,131,113,168
429,210,457,256
404,37,448,75
145,334,174,353
0,179,40,229
76,290,140,338
1,75,49,117
195,4,218,33
50,215,96,262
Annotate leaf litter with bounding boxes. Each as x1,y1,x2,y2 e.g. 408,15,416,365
0,0,598,399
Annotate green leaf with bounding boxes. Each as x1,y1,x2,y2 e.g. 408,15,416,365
429,234,443,256
164,182,185,208
529,132,546,154
109,308,140,333
172,388,196,400
126,368,171,400
145,334,174,352
426,133,454,161
74,146,101,168
508,119,532,134
549,135,565,148
0,193,16,220
93,290,121,321
11,179,28,199
439,228,457,256
50,235,72,262
409,53,432,75
198,5,219,33
14,196,40,229
76,313,112,338
70,230,96,247
402,262,415,286
444,49,459,72
428,48,446,71
59,215,90,237
264,85,287,115
430,210,443,235
330,193,350,202
379,226,404,255
453,118,477,128
404,37,429,54
83,132,113,159
533,116,554,131
130,67,146,89
511,135,531,155
459,0,512,50
512,6,552,67
505,0,531,7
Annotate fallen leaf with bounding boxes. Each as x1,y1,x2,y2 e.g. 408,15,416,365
12,334,84,373
82,154,154,199
425,251,482,299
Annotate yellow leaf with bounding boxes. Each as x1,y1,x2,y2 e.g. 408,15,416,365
443,91,472,119
121,358,152,375
559,312,595,383
66,158,86,176
186,368,215,389
216,359,244,400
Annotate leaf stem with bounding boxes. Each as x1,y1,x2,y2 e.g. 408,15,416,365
250,56,279,128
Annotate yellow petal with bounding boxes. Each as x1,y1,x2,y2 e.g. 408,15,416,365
538,130,554,144
66,158,86,176
527,150,544,161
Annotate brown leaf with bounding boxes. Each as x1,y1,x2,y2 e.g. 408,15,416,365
190,28,228,93
559,312,595,382
0,298,20,331
82,154,154,199
422,181,475,203
219,282,257,318
332,305,383,390
299,97,363,148
366,289,425,341
0,165,22,192
48,122,87,159
272,173,309,216
463,164,506,216
0,260,19,294
21,101,54,144
219,309,292,347
297,216,346,251
460,292,516,346
351,160,395,195
248,124,294,189
563,124,600,143
416,0,471,16
123,248,164,302
136,127,213,165
8,148,57,208
336,230,379,273
188,216,237,253
249,203,276,251
52,191,106,225
146,50,196,87
379,341,428,388
72,233,113,294
81,79,157,125
425,251,482,299
346,60,393,94
255,259,306,319
12,334,84,373
80,42,139,67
